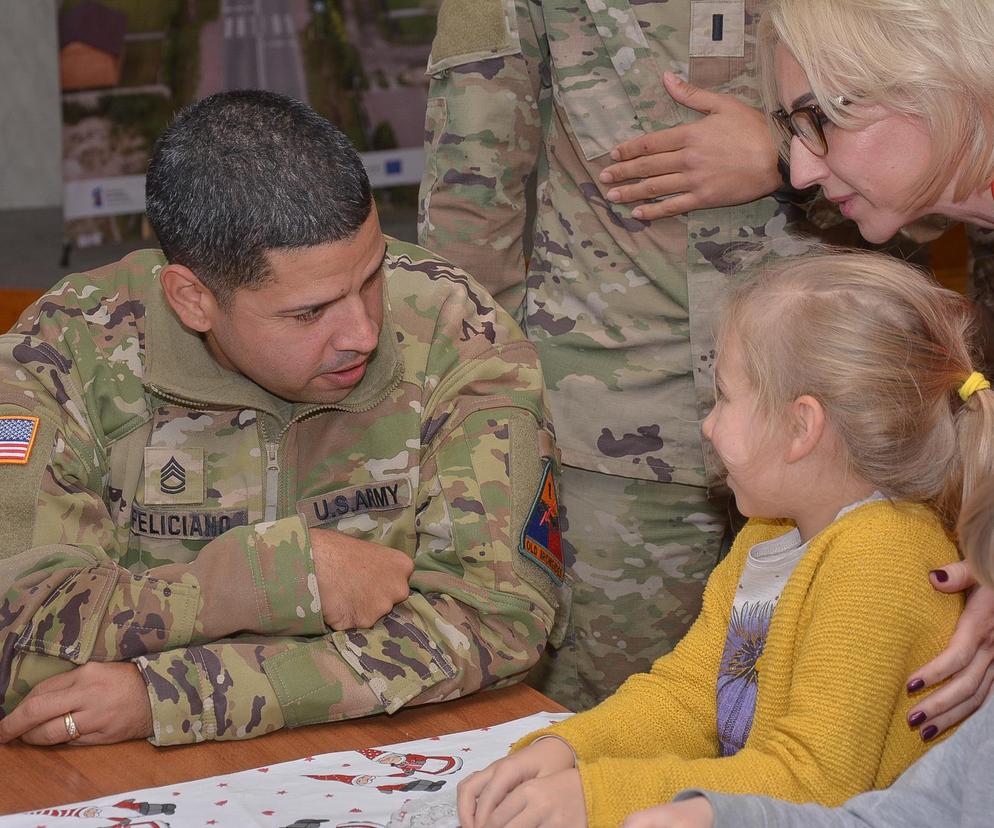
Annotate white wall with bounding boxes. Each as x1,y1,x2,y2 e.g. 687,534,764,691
0,0,61,210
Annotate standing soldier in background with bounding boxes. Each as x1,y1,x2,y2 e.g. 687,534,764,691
0,90,562,746
418,0,811,709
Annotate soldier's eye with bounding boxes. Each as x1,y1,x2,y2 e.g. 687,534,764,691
293,307,322,323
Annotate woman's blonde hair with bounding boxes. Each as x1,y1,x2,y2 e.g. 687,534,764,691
758,0,994,209
959,479,994,590
718,249,994,529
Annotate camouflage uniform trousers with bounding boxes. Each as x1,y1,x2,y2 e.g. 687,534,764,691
527,464,726,711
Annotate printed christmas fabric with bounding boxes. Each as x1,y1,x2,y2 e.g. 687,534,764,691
0,712,571,828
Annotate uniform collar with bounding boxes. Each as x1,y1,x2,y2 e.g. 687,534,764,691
143,253,404,422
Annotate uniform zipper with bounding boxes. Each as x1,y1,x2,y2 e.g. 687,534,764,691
264,440,280,523
146,385,213,410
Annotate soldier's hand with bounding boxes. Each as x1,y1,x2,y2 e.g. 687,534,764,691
457,737,577,827
621,798,716,828
906,562,994,739
0,662,152,746
598,72,780,220
310,527,414,629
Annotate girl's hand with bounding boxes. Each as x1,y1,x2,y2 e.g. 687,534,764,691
457,738,577,828
462,767,586,828
621,797,716,828
907,562,994,739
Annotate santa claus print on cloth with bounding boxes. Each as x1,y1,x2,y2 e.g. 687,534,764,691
29,798,176,826
354,749,463,776
304,775,446,795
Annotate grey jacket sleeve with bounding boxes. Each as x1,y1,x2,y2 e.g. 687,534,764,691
675,698,994,828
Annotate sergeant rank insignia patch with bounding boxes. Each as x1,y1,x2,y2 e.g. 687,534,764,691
0,415,40,465
519,460,564,584
160,456,187,494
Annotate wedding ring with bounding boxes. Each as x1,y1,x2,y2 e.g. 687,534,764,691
64,712,81,741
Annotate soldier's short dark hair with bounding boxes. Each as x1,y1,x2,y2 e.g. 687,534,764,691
145,89,372,307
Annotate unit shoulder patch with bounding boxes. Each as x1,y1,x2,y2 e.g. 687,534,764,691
519,459,564,584
0,415,40,465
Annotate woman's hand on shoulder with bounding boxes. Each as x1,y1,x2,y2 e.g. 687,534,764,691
598,72,780,220
907,561,994,739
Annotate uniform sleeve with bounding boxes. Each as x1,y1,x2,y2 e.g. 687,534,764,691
691,694,986,828
135,325,563,745
417,0,547,322
547,532,962,828
0,336,324,715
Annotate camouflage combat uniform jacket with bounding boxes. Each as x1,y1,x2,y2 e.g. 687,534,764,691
0,240,561,745
419,0,812,486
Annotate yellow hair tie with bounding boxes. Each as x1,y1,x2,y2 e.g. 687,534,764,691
958,371,991,402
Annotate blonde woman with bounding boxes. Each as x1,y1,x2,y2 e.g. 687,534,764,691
456,251,989,828
758,0,994,242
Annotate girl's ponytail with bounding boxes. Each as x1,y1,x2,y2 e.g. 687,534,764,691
953,374,994,541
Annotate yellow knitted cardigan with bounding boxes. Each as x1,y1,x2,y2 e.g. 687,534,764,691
517,500,964,828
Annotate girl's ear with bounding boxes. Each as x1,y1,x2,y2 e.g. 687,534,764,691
786,394,827,463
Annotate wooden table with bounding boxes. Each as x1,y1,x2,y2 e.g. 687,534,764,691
0,683,566,815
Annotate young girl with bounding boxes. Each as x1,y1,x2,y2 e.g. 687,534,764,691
620,478,994,828
457,251,991,828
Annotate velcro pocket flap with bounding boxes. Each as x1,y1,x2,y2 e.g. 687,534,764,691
427,0,521,74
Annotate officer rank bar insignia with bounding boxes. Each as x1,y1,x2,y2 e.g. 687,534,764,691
519,459,564,584
0,415,40,465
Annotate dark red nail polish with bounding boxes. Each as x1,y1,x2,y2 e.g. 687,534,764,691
908,711,927,727
921,725,938,741
907,678,925,693
930,569,949,583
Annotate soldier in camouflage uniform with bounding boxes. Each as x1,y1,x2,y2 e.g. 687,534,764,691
0,90,563,746
418,0,816,710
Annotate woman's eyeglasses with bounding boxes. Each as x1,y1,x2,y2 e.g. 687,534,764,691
770,104,831,157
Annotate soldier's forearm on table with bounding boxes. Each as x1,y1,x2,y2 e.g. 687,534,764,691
2,515,323,674
137,572,551,745
138,632,393,745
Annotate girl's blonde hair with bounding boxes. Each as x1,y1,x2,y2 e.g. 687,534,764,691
719,249,993,529
959,479,994,590
758,0,994,209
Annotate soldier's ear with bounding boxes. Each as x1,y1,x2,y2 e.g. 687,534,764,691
160,263,221,333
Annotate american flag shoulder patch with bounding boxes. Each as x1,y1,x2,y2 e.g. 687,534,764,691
0,415,40,465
